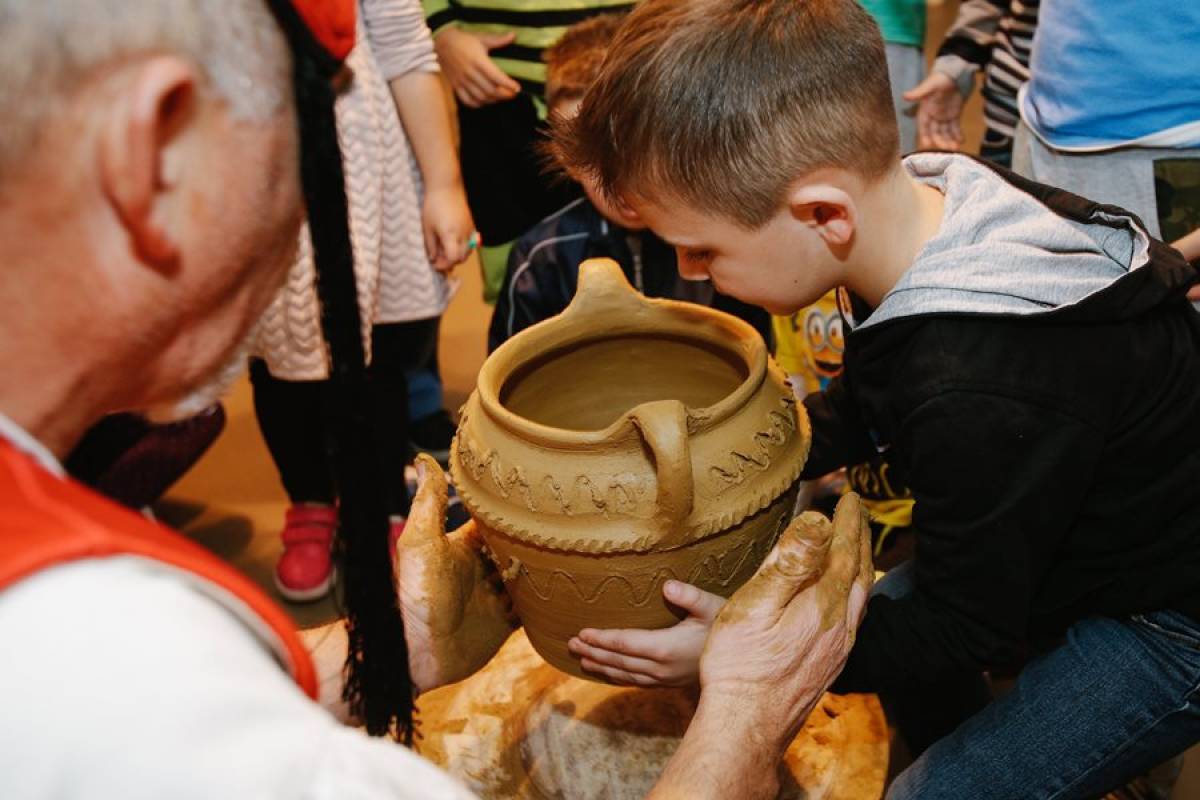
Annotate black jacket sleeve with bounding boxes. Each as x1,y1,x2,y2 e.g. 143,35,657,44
833,390,1104,694
800,377,878,479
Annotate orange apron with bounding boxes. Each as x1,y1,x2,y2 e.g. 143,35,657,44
0,437,318,699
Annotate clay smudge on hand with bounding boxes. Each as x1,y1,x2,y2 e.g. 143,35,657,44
397,454,518,693
715,511,834,626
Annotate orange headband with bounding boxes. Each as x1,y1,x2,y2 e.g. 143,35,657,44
289,0,356,61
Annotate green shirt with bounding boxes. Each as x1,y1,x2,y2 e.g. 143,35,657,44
423,0,636,99
858,0,926,48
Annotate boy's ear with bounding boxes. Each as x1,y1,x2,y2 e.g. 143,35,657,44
98,56,197,273
787,183,856,248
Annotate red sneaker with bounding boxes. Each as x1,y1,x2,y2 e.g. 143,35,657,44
273,504,338,602
388,517,405,561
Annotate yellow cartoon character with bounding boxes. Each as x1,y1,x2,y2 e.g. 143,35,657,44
772,289,845,395
803,291,845,387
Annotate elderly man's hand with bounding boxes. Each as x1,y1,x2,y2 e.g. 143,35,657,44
646,495,873,800
699,494,873,735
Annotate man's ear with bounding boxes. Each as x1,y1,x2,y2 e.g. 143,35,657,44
787,183,856,248
98,57,197,271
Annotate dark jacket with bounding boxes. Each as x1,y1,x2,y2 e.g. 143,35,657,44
488,197,772,352
814,164,1200,693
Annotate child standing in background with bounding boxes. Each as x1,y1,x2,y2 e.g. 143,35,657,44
423,0,636,303
859,0,926,155
251,0,475,602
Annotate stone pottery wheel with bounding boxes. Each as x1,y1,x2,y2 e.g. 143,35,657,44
415,630,888,799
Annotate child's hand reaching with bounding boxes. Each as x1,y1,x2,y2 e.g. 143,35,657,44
566,580,725,687
903,71,966,151
422,183,475,273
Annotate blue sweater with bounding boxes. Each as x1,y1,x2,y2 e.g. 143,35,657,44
1020,1,1200,150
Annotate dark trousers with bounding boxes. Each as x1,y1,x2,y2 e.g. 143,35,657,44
250,318,439,518
458,95,577,246
65,407,226,509
872,562,994,759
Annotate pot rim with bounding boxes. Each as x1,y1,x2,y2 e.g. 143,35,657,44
476,296,768,446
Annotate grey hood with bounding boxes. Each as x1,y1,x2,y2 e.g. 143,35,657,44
857,153,1154,331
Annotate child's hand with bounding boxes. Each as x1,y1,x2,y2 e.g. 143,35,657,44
422,184,475,273
903,71,966,151
433,27,520,108
567,580,725,687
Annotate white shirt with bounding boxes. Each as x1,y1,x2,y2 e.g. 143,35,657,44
0,415,475,799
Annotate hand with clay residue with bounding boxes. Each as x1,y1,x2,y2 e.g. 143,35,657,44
396,454,518,693
699,493,873,727
646,495,872,800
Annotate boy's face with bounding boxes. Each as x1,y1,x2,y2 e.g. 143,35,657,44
629,197,843,316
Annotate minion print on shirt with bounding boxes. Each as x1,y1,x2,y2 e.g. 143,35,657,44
771,290,845,396
772,289,914,554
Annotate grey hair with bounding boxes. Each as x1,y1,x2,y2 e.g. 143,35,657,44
0,0,291,177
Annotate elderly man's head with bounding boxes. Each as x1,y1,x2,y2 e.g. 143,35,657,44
0,0,302,449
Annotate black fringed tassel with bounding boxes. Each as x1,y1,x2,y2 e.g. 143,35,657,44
265,0,415,742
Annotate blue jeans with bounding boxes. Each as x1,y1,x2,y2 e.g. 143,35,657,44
876,563,1200,799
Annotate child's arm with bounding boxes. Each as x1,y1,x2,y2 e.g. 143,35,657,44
802,376,879,479
390,71,476,271
904,0,1004,150
366,0,476,271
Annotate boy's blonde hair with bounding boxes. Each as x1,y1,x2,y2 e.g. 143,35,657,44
544,13,627,110
552,0,899,228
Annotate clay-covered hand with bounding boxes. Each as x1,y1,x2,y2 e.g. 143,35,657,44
433,27,520,108
698,494,873,738
567,580,725,687
903,71,966,151
396,454,518,693
422,183,475,272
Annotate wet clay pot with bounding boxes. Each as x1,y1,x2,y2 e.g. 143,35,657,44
450,259,811,679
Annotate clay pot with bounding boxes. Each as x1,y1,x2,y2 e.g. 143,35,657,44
450,259,811,679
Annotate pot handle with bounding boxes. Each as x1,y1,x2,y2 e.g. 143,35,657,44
629,399,694,545
560,258,650,323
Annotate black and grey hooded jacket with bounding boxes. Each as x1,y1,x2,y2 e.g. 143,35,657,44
809,154,1200,693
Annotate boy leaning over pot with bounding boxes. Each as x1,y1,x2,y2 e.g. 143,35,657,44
557,1,1200,797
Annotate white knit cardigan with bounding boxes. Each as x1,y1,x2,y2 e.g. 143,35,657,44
252,0,451,381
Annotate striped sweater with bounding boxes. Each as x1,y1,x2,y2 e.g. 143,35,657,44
934,0,1039,152
422,0,635,97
